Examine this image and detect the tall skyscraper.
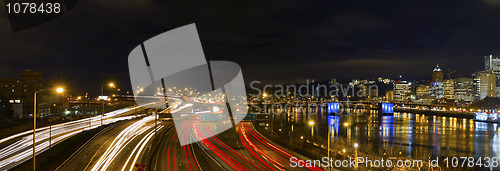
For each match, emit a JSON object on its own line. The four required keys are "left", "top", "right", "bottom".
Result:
{"left": 431, "top": 65, "right": 444, "bottom": 99}
{"left": 473, "top": 70, "right": 496, "bottom": 100}
{"left": 484, "top": 55, "right": 500, "bottom": 96}
{"left": 432, "top": 64, "right": 443, "bottom": 82}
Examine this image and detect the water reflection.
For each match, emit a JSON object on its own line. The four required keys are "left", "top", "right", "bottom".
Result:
{"left": 264, "top": 108, "right": 500, "bottom": 158}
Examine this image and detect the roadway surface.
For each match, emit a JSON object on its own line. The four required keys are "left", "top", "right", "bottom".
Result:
{"left": 31, "top": 97, "right": 321, "bottom": 171}
{"left": 0, "top": 104, "right": 152, "bottom": 170}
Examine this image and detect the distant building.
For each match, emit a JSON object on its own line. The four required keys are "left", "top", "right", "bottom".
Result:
{"left": 432, "top": 64, "right": 443, "bottom": 82}
{"left": 431, "top": 65, "right": 444, "bottom": 99}
{"left": 416, "top": 85, "right": 430, "bottom": 98}
{"left": 473, "top": 70, "right": 496, "bottom": 100}
{"left": 484, "top": 55, "right": 500, "bottom": 96}
{"left": 443, "top": 79, "right": 454, "bottom": 100}
{"left": 414, "top": 85, "right": 433, "bottom": 104}
{"left": 393, "top": 81, "right": 411, "bottom": 102}
{"left": 0, "top": 70, "right": 43, "bottom": 118}
{"left": 454, "top": 77, "right": 473, "bottom": 103}
{"left": 385, "top": 90, "right": 393, "bottom": 102}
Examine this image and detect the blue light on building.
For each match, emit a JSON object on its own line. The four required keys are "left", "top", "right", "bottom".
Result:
{"left": 327, "top": 102, "right": 341, "bottom": 114}
{"left": 380, "top": 103, "right": 394, "bottom": 114}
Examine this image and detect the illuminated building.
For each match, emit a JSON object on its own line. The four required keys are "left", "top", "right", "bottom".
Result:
{"left": 484, "top": 55, "right": 500, "bottom": 96}
{"left": 454, "top": 77, "right": 473, "bottom": 103}
{"left": 415, "top": 85, "right": 433, "bottom": 104}
{"left": 0, "top": 70, "right": 43, "bottom": 118}
{"left": 432, "top": 64, "right": 443, "bottom": 82}
{"left": 431, "top": 65, "right": 444, "bottom": 99}
{"left": 393, "top": 81, "right": 411, "bottom": 102}
{"left": 385, "top": 90, "right": 393, "bottom": 102}
{"left": 443, "top": 79, "right": 454, "bottom": 100}
{"left": 473, "top": 70, "right": 496, "bottom": 100}
{"left": 416, "top": 85, "right": 430, "bottom": 98}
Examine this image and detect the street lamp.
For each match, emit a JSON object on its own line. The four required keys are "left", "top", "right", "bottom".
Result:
{"left": 101, "top": 82, "right": 115, "bottom": 129}
{"left": 344, "top": 122, "right": 351, "bottom": 138}
{"left": 354, "top": 143, "right": 359, "bottom": 162}
{"left": 308, "top": 120, "right": 315, "bottom": 126}
{"left": 308, "top": 121, "right": 315, "bottom": 137}
{"left": 33, "top": 87, "right": 63, "bottom": 171}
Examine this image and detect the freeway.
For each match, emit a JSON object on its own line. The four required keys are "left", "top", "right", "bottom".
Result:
{"left": 0, "top": 103, "right": 153, "bottom": 170}
{"left": 54, "top": 96, "right": 320, "bottom": 171}
{"left": 148, "top": 119, "right": 321, "bottom": 171}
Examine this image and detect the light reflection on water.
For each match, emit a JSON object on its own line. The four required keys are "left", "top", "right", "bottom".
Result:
{"left": 266, "top": 107, "right": 500, "bottom": 158}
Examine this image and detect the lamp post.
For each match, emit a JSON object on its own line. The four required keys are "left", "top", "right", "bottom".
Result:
{"left": 354, "top": 143, "right": 359, "bottom": 162}
{"left": 101, "top": 83, "right": 114, "bottom": 129}
{"left": 344, "top": 122, "right": 350, "bottom": 138}
{"left": 33, "top": 87, "right": 63, "bottom": 171}
{"left": 308, "top": 120, "right": 315, "bottom": 137}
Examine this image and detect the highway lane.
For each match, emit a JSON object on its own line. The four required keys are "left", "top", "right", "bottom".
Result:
{"left": 149, "top": 96, "right": 321, "bottom": 170}
{"left": 55, "top": 117, "right": 145, "bottom": 171}
{"left": 148, "top": 116, "right": 321, "bottom": 171}
{"left": 150, "top": 119, "right": 230, "bottom": 171}
{"left": 54, "top": 96, "right": 321, "bottom": 171}
{"left": 89, "top": 115, "right": 162, "bottom": 171}
{"left": 191, "top": 121, "right": 320, "bottom": 171}
{"left": 238, "top": 122, "right": 322, "bottom": 171}
{"left": 0, "top": 103, "right": 154, "bottom": 170}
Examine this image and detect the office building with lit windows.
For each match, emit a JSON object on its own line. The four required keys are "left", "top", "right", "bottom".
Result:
{"left": 454, "top": 77, "right": 473, "bottom": 103}
{"left": 484, "top": 55, "right": 500, "bottom": 96}
{"left": 0, "top": 70, "right": 43, "bottom": 118}
{"left": 393, "top": 81, "right": 411, "bottom": 102}
{"left": 443, "top": 79, "right": 454, "bottom": 100}
{"left": 473, "top": 70, "right": 496, "bottom": 100}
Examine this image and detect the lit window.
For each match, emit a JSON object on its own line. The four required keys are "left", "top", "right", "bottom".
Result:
{"left": 15, "top": 100, "right": 20, "bottom": 103}
{"left": 9, "top": 100, "right": 14, "bottom": 103}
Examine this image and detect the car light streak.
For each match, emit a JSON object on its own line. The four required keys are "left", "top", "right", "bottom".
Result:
{"left": 0, "top": 103, "right": 154, "bottom": 170}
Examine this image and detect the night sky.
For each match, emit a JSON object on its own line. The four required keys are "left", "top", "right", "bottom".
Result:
{"left": 1, "top": 0, "right": 500, "bottom": 95}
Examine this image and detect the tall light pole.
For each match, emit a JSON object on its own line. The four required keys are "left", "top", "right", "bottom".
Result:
{"left": 101, "top": 82, "right": 114, "bottom": 130}
{"left": 33, "top": 87, "right": 63, "bottom": 171}
{"left": 308, "top": 120, "right": 315, "bottom": 137}
{"left": 354, "top": 143, "right": 359, "bottom": 162}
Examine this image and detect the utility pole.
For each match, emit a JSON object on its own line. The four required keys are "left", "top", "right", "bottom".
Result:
{"left": 101, "top": 86, "right": 104, "bottom": 130}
